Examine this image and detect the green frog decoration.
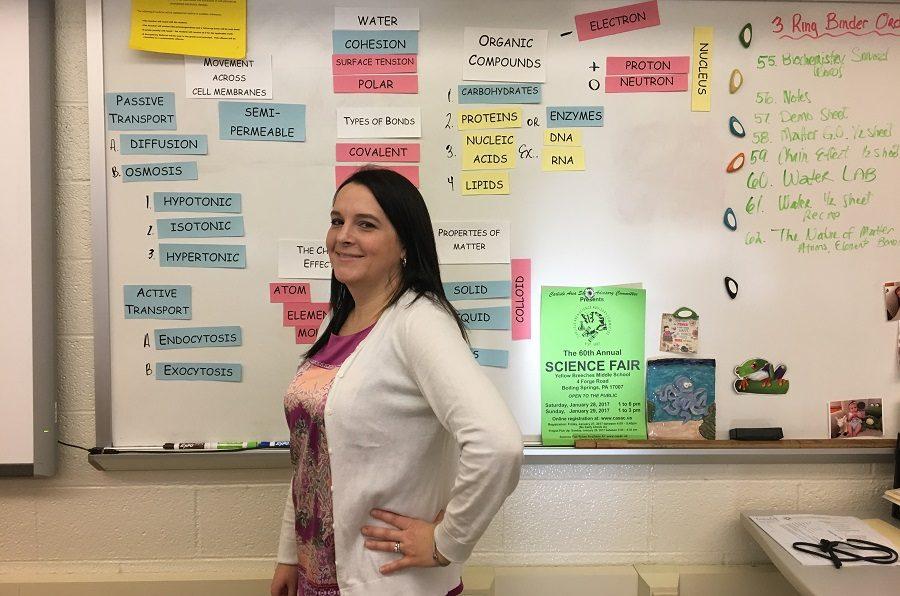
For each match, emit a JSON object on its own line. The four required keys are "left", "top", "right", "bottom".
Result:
{"left": 733, "top": 358, "right": 789, "bottom": 395}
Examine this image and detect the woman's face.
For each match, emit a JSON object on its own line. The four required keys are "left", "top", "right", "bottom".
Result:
{"left": 327, "top": 182, "right": 404, "bottom": 294}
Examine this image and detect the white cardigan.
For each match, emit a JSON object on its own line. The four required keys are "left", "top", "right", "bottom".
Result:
{"left": 276, "top": 291, "right": 523, "bottom": 595}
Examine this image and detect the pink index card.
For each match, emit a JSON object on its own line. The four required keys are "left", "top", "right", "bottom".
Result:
{"left": 606, "top": 56, "right": 689, "bottom": 75}
{"left": 335, "top": 165, "right": 419, "bottom": 188}
{"left": 605, "top": 73, "right": 688, "bottom": 92}
{"left": 332, "top": 54, "right": 418, "bottom": 75}
{"left": 333, "top": 74, "right": 418, "bottom": 94}
{"left": 511, "top": 258, "right": 531, "bottom": 340}
{"left": 575, "top": 1, "right": 661, "bottom": 41}
{"left": 269, "top": 282, "right": 311, "bottom": 303}
{"left": 295, "top": 325, "right": 320, "bottom": 344}
{"left": 335, "top": 143, "right": 420, "bottom": 163}
{"left": 283, "top": 303, "right": 330, "bottom": 327}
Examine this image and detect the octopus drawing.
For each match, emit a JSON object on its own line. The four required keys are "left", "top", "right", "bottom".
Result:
{"left": 653, "top": 375, "right": 709, "bottom": 423}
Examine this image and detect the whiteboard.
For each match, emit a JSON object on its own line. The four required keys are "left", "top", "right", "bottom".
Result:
{"left": 90, "top": 0, "right": 900, "bottom": 446}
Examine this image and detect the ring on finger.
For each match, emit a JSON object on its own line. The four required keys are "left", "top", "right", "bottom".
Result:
{"left": 394, "top": 541, "right": 402, "bottom": 554}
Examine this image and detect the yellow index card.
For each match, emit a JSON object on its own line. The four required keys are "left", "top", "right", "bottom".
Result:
{"left": 462, "top": 133, "right": 516, "bottom": 170}
{"left": 543, "top": 128, "right": 582, "bottom": 146}
{"left": 130, "top": 0, "right": 247, "bottom": 59}
{"left": 541, "top": 147, "right": 585, "bottom": 171}
{"left": 691, "top": 26, "right": 713, "bottom": 112}
{"left": 457, "top": 107, "right": 523, "bottom": 131}
{"left": 461, "top": 171, "right": 510, "bottom": 195}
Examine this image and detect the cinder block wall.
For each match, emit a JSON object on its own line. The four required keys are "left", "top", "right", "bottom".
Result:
{"left": 0, "top": 0, "right": 893, "bottom": 577}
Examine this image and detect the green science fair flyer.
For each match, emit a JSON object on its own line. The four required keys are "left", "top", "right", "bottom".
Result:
{"left": 541, "top": 286, "right": 647, "bottom": 445}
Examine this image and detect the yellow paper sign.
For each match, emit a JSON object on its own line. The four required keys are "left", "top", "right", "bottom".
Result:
{"left": 543, "top": 129, "right": 582, "bottom": 146}
{"left": 457, "top": 107, "right": 523, "bottom": 131}
{"left": 130, "top": 0, "right": 247, "bottom": 59}
{"left": 691, "top": 26, "right": 713, "bottom": 112}
{"left": 461, "top": 171, "right": 510, "bottom": 196}
{"left": 541, "top": 147, "right": 585, "bottom": 171}
{"left": 462, "top": 133, "right": 516, "bottom": 170}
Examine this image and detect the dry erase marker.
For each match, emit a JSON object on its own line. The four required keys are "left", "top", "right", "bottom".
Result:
{"left": 258, "top": 441, "right": 289, "bottom": 448}
{"left": 163, "top": 442, "right": 258, "bottom": 450}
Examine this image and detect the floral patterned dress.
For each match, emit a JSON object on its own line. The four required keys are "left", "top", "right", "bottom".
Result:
{"left": 283, "top": 325, "right": 463, "bottom": 596}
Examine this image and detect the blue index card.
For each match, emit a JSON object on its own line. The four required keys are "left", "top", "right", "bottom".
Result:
{"left": 105, "top": 92, "right": 176, "bottom": 130}
{"left": 458, "top": 306, "right": 511, "bottom": 330}
{"left": 218, "top": 102, "right": 306, "bottom": 141}
{"left": 332, "top": 30, "right": 419, "bottom": 55}
{"left": 120, "top": 134, "right": 208, "bottom": 155}
{"left": 158, "top": 244, "right": 247, "bottom": 269}
{"left": 123, "top": 285, "right": 191, "bottom": 319}
{"left": 458, "top": 84, "right": 542, "bottom": 105}
{"left": 443, "top": 281, "right": 512, "bottom": 300}
{"left": 471, "top": 348, "right": 509, "bottom": 368}
{"left": 121, "top": 161, "right": 198, "bottom": 182}
{"left": 153, "top": 192, "right": 242, "bottom": 213}
{"left": 546, "top": 106, "right": 605, "bottom": 128}
{"left": 157, "top": 216, "right": 245, "bottom": 238}
{"left": 154, "top": 326, "right": 242, "bottom": 350}
{"left": 156, "top": 362, "right": 242, "bottom": 382}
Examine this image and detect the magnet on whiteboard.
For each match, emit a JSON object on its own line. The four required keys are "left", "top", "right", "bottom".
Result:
{"left": 729, "top": 69, "right": 743, "bottom": 94}
{"left": 724, "top": 276, "right": 739, "bottom": 299}
{"left": 739, "top": 23, "right": 752, "bottom": 48}
{"left": 726, "top": 152, "right": 745, "bottom": 173}
{"left": 723, "top": 208, "right": 737, "bottom": 231}
{"left": 729, "top": 116, "right": 745, "bottom": 138}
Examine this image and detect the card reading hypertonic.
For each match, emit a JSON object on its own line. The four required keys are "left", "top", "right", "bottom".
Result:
{"left": 434, "top": 221, "right": 510, "bottom": 264}
{"left": 185, "top": 54, "right": 273, "bottom": 100}
{"left": 336, "top": 107, "right": 421, "bottom": 138}
{"left": 278, "top": 240, "right": 331, "bottom": 279}
{"left": 105, "top": 92, "right": 176, "bottom": 130}
{"left": 123, "top": 285, "right": 191, "bottom": 319}
{"left": 463, "top": 27, "right": 547, "bottom": 83}
{"left": 158, "top": 244, "right": 247, "bottom": 269}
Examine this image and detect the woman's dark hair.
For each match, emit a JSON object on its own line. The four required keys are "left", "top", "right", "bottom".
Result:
{"left": 306, "top": 167, "right": 467, "bottom": 357}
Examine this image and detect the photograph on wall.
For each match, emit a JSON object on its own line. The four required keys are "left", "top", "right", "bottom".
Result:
{"left": 828, "top": 398, "right": 883, "bottom": 439}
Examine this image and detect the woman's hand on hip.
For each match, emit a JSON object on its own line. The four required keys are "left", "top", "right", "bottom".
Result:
{"left": 361, "top": 508, "right": 446, "bottom": 574}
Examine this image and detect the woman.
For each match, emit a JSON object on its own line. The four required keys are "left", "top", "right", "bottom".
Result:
{"left": 271, "top": 168, "right": 523, "bottom": 596}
